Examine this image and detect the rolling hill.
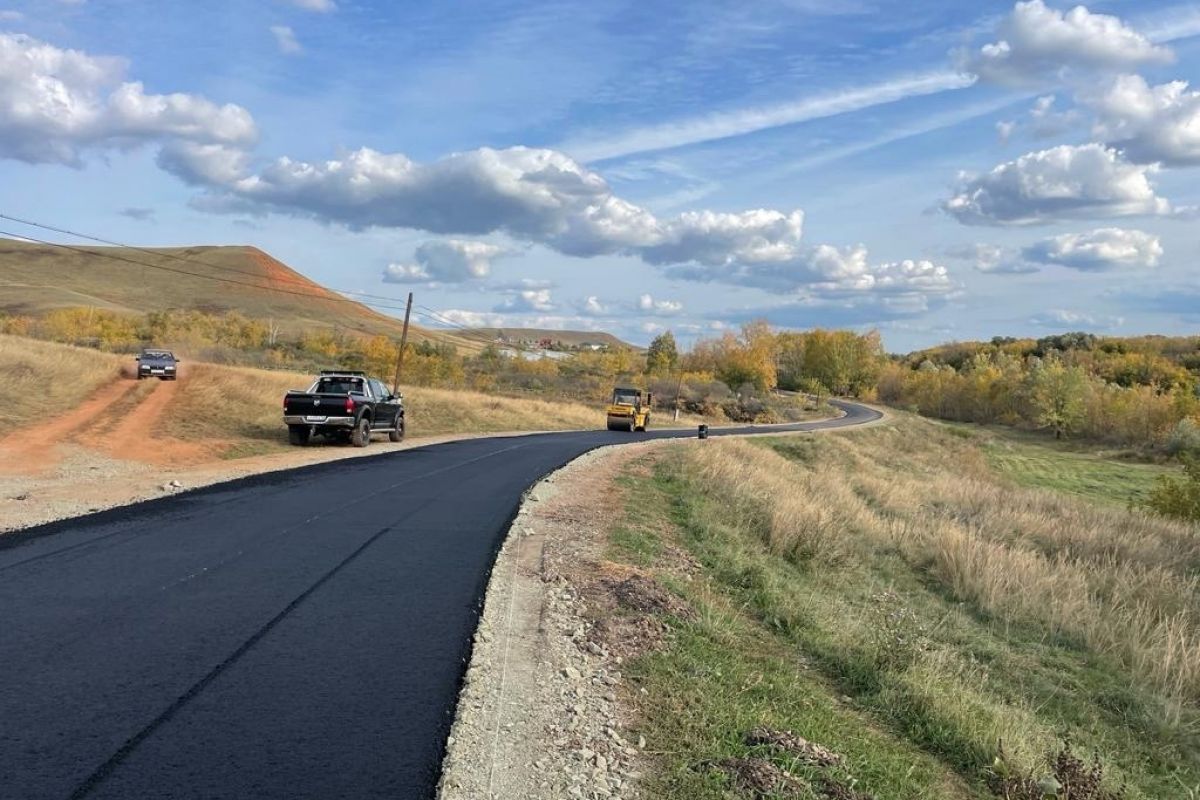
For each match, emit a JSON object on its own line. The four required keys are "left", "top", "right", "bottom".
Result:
{"left": 0, "top": 237, "right": 477, "bottom": 346}
{"left": 0, "top": 238, "right": 653, "bottom": 356}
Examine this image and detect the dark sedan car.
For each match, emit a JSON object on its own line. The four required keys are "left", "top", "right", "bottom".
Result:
{"left": 135, "top": 349, "right": 179, "bottom": 380}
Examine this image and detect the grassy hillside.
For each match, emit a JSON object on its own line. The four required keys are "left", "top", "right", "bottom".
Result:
{"left": 0, "top": 237, "right": 477, "bottom": 347}
{"left": 602, "top": 417, "right": 1200, "bottom": 799}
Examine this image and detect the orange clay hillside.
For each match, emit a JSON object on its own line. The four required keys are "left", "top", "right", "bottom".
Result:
{"left": 0, "top": 237, "right": 479, "bottom": 347}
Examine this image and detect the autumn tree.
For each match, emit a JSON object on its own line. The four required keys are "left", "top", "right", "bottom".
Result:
{"left": 645, "top": 331, "right": 678, "bottom": 375}
{"left": 1028, "top": 360, "right": 1088, "bottom": 439}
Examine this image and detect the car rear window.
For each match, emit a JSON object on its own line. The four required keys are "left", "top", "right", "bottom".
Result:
{"left": 314, "top": 377, "right": 363, "bottom": 394}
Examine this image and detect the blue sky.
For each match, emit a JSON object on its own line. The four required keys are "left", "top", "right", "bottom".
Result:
{"left": 2, "top": 0, "right": 1200, "bottom": 350}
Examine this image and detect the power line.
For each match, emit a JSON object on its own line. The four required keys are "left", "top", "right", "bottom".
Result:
{"left": 0, "top": 222, "right": 486, "bottom": 351}
{"left": 0, "top": 213, "right": 569, "bottom": 358}
{"left": 0, "top": 212, "right": 427, "bottom": 311}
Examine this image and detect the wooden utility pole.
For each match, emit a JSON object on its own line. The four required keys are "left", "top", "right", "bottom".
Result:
{"left": 672, "top": 369, "right": 684, "bottom": 422}
{"left": 392, "top": 292, "right": 413, "bottom": 396}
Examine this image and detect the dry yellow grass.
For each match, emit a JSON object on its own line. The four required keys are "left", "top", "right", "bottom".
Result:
{"left": 0, "top": 335, "right": 699, "bottom": 460}
{"left": 163, "top": 361, "right": 611, "bottom": 453}
{"left": 0, "top": 334, "right": 124, "bottom": 426}
{"left": 683, "top": 419, "right": 1200, "bottom": 709}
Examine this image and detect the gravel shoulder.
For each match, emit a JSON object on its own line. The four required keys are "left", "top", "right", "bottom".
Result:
{"left": 438, "top": 441, "right": 667, "bottom": 800}
{"left": 437, "top": 408, "right": 887, "bottom": 800}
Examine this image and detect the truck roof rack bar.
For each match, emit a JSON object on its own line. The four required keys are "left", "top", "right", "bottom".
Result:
{"left": 319, "top": 370, "right": 366, "bottom": 375}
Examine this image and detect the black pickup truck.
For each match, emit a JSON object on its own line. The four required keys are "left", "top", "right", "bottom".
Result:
{"left": 282, "top": 371, "right": 405, "bottom": 447}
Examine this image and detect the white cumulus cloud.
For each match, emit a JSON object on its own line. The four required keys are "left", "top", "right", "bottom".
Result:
{"left": 0, "top": 32, "right": 256, "bottom": 166}
{"left": 637, "top": 294, "right": 683, "bottom": 316}
{"left": 381, "top": 239, "right": 509, "bottom": 284}
{"left": 495, "top": 288, "right": 554, "bottom": 313}
{"left": 187, "top": 144, "right": 832, "bottom": 283}
{"left": 947, "top": 243, "right": 1038, "bottom": 274}
{"left": 641, "top": 209, "right": 805, "bottom": 267}
{"left": 943, "top": 143, "right": 1172, "bottom": 226}
{"left": 381, "top": 263, "right": 431, "bottom": 283}
{"left": 666, "top": 242, "right": 955, "bottom": 295}
{"left": 965, "top": 0, "right": 1172, "bottom": 85}
{"left": 1022, "top": 227, "right": 1162, "bottom": 271}
{"left": 1083, "top": 74, "right": 1200, "bottom": 166}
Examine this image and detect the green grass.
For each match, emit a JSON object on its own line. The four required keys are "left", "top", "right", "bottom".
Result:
{"left": 973, "top": 430, "right": 1173, "bottom": 507}
{"left": 609, "top": 466, "right": 974, "bottom": 800}
{"left": 603, "top": 438, "right": 1200, "bottom": 800}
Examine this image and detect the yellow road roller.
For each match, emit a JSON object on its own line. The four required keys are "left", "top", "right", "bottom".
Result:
{"left": 606, "top": 387, "right": 652, "bottom": 432}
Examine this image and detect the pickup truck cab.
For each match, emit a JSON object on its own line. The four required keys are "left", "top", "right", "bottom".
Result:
{"left": 136, "top": 349, "right": 179, "bottom": 380}
{"left": 282, "top": 371, "right": 405, "bottom": 447}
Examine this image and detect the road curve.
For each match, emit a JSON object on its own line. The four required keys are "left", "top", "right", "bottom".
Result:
{"left": 0, "top": 400, "right": 881, "bottom": 800}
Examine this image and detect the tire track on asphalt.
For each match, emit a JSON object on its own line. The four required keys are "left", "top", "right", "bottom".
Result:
{"left": 49, "top": 441, "right": 539, "bottom": 799}
{"left": 66, "top": 523, "right": 398, "bottom": 800}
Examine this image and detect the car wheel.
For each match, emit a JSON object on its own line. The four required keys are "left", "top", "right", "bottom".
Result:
{"left": 288, "top": 426, "right": 310, "bottom": 446}
{"left": 389, "top": 416, "right": 405, "bottom": 442}
{"left": 351, "top": 417, "right": 371, "bottom": 447}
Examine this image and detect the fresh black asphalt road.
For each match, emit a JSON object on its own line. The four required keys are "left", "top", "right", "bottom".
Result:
{"left": 0, "top": 400, "right": 880, "bottom": 800}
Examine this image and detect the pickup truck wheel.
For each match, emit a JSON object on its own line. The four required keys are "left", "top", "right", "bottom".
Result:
{"left": 389, "top": 417, "right": 405, "bottom": 443}
{"left": 287, "top": 426, "right": 310, "bottom": 446}
{"left": 350, "top": 417, "right": 371, "bottom": 448}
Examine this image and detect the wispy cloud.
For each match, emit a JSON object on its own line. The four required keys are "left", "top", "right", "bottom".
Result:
{"left": 781, "top": 94, "right": 1024, "bottom": 174}
{"left": 270, "top": 25, "right": 302, "bottom": 55}
{"left": 284, "top": 0, "right": 335, "bottom": 12}
{"left": 559, "top": 71, "right": 977, "bottom": 163}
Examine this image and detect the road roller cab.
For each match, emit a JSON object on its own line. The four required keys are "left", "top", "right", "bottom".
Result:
{"left": 606, "top": 387, "right": 652, "bottom": 432}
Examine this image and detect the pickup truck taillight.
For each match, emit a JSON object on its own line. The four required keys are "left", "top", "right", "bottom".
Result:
{"left": 283, "top": 397, "right": 289, "bottom": 411}
{"left": 345, "top": 397, "right": 356, "bottom": 413}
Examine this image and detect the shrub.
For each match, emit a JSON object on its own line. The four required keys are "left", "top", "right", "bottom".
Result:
{"left": 1166, "top": 418, "right": 1200, "bottom": 458}
{"left": 1144, "top": 456, "right": 1200, "bottom": 522}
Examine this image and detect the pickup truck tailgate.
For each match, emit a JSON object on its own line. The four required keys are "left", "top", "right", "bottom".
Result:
{"left": 284, "top": 393, "right": 352, "bottom": 417}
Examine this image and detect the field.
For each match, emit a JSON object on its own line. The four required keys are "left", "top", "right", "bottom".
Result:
{"left": 601, "top": 416, "right": 1200, "bottom": 799}
{"left": 0, "top": 334, "right": 652, "bottom": 463}
{"left": 933, "top": 423, "right": 1176, "bottom": 508}
{"left": 165, "top": 361, "right": 608, "bottom": 458}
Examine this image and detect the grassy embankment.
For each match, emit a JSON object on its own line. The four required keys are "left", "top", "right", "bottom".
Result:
{"left": 603, "top": 415, "right": 1200, "bottom": 799}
